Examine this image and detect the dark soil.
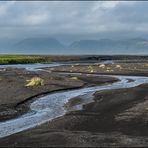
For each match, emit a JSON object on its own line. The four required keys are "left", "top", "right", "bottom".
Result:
{"left": 0, "top": 68, "right": 117, "bottom": 121}
{"left": 45, "top": 63, "right": 148, "bottom": 76}
{"left": 0, "top": 61, "right": 148, "bottom": 147}
{"left": 1, "top": 84, "right": 148, "bottom": 147}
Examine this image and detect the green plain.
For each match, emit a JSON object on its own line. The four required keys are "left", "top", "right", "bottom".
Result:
{"left": 0, "top": 55, "right": 50, "bottom": 65}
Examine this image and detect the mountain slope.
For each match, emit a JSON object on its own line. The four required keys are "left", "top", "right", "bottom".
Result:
{"left": 69, "top": 38, "right": 148, "bottom": 54}
{"left": 13, "top": 37, "right": 66, "bottom": 54}
{"left": 10, "top": 37, "right": 148, "bottom": 54}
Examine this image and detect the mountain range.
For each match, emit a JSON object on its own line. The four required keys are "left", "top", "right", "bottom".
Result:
{"left": 1, "top": 37, "right": 148, "bottom": 55}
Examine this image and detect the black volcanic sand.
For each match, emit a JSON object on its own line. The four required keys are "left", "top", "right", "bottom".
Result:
{"left": 1, "top": 84, "right": 148, "bottom": 147}
{"left": 45, "top": 63, "right": 148, "bottom": 76}
{"left": 0, "top": 63, "right": 148, "bottom": 147}
{"left": 0, "top": 68, "right": 117, "bottom": 121}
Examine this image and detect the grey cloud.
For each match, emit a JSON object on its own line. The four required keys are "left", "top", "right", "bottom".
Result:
{"left": 0, "top": 1, "right": 148, "bottom": 42}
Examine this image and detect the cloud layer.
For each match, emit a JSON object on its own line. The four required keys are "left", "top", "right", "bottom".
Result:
{"left": 0, "top": 1, "right": 148, "bottom": 41}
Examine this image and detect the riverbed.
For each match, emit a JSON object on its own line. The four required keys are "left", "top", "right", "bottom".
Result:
{"left": 0, "top": 62, "right": 148, "bottom": 147}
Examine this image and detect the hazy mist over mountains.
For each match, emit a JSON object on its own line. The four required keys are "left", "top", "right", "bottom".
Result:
{"left": 1, "top": 1, "right": 148, "bottom": 55}
{"left": 0, "top": 37, "right": 148, "bottom": 55}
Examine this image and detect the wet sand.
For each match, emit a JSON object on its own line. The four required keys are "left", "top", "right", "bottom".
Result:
{"left": 0, "top": 67, "right": 117, "bottom": 121}
{"left": 45, "top": 63, "right": 148, "bottom": 76}
{"left": 0, "top": 84, "right": 148, "bottom": 147}
{"left": 0, "top": 61, "right": 148, "bottom": 147}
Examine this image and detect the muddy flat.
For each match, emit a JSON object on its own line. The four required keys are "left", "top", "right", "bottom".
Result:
{"left": 0, "top": 66, "right": 118, "bottom": 121}
{"left": 45, "top": 62, "right": 148, "bottom": 76}
{"left": 0, "top": 61, "right": 148, "bottom": 147}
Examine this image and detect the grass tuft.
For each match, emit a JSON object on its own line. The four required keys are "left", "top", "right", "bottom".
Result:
{"left": 116, "top": 64, "right": 122, "bottom": 68}
{"left": 26, "top": 77, "right": 44, "bottom": 87}
{"left": 71, "top": 77, "right": 79, "bottom": 80}
{"left": 99, "top": 64, "right": 105, "bottom": 68}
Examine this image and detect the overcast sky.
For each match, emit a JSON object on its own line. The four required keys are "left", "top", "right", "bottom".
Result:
{"left": 0, "top": 1, "right": 148, "bottom": 43}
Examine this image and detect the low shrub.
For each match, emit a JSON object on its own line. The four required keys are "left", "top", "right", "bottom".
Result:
{"left": 26, "top": 77, "right": 44, "bottom": 87}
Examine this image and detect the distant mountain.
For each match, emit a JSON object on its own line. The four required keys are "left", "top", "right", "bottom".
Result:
{"left": 69, "top": 38, "right": 148, "bottom": 54}
{"left": 70, "top": 39, "right": 114, "bottom": 54}
{"left": 7, "top": 37, "right": 148, "bottom": 55}
{"left": 13, "top": 37, "right": 66, "bottom": 54}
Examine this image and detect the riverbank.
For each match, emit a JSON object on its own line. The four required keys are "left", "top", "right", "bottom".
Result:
{"left": 0, "top": 61, "right": 148, "bottom": 147}
{"left": 1, "top": 84, "right": 148, "bottom": 147}
{"left": 0, "top": 67, "right": 117, "bottom": 121}
{"left": 45, "top": 62, "right": 148, "bottom": 76}
{"left": 0, "top": 55, "right": 148, "bottom": 64}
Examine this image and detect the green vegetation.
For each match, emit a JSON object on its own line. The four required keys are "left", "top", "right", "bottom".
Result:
{"left": 0, "top": 55, "right": 50, "bottom": 65}
{"left": 25, "top": 77, "right": 44, "bottom": 87}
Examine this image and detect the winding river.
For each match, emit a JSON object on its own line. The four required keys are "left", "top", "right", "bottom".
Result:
{"left": 0, "top": 62, "right": 148, "bottom": 138}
